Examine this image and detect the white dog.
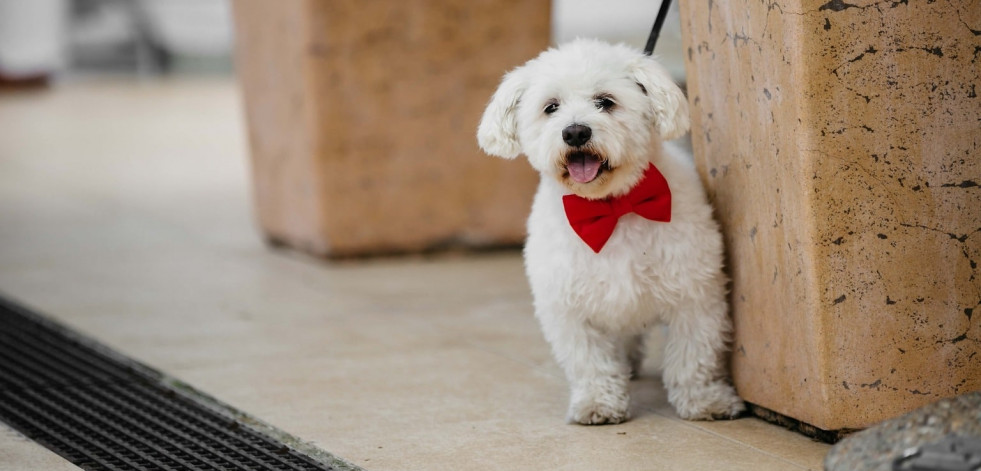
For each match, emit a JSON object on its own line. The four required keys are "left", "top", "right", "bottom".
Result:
{"left": 477, "top": 39, "right": 744, "bottom": 424}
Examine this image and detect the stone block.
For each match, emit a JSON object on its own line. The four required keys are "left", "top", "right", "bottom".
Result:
{"left": 232, "top": 0, "right": 547, "bottom": 256}
{"left": 680, "top": 0, "right": 980, "bottom": 431}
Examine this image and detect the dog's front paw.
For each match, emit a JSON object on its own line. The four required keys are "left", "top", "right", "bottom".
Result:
{"left": 567, "top": 381, "right": 630, "bottom": 425}
{"left": 670, "top": 381, "right": 745, "bottom": 421}
{"left": 568, "top": 399, "right": 629, "bottom": 425}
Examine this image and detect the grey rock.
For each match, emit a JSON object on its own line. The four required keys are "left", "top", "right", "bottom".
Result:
{"left": 825, "top": 392, "right": 981, "bottom": 471}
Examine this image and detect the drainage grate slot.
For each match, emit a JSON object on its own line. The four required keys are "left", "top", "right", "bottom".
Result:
{"left": 0, "top": 296, "right": 337, "bottom": 471}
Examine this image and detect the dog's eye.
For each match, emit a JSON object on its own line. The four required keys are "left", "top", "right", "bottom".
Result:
{"left": 544, "top": 102, "right": 559, "bottom": 115}
{"left": 595, "top": 97, "right": 616, "bottom": 111}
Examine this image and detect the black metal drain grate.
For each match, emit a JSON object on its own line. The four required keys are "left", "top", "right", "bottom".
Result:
{"left": 0, "top": 296, "right": 339, "bottom": 471}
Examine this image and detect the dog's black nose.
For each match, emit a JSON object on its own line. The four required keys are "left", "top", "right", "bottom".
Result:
{"left": 562, "top": 124, "right": 592, "bottom": 147}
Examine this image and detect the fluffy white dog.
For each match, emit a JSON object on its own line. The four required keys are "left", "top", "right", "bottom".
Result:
{"left": 477, "top": 39, "right": 744, "bottom": 424}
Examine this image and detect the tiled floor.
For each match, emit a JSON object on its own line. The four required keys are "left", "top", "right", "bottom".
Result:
{"left": 0, "top": 78, "right": 830, "bottom": 470}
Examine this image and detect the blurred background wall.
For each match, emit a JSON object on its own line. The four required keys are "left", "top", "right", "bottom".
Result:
{"left": 0, "top": 0, "right": 684, "bottom": 82}
{"left": 0, "top": 0, "right": 234, "bottom": 79}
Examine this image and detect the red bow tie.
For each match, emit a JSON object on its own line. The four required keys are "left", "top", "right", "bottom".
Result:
{"left": 562, "top": 163, "right": 672, "bottom": 253}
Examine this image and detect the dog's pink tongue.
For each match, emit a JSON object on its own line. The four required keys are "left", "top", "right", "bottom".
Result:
{"left": 568, "top": 154, "right": 601, "bottom": 183}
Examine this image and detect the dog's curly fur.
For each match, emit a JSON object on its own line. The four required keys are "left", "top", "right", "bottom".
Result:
{"left": 477, "top": 39, "right": 744, "bottom": 424}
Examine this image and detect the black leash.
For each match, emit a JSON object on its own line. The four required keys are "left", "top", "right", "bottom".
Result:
{"left": 643, "top": 0, "right": 673, "bottom": 56}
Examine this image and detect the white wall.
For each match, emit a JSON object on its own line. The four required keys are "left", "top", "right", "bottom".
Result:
{"left": 552, "top": 0, "right": 686, "bottom": 81}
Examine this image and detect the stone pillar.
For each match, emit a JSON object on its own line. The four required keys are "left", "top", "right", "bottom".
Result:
{"left": 680, "top": 0, "right": 981, "bottom": 431}
{"left": 232, "top": 0, "right": 547, "bottom": 257}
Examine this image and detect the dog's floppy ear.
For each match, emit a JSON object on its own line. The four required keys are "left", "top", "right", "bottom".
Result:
{"left": 632, "top": 57, "right": 690, "bottom": 140}
{"left": 477, "top": 66, "right": 528, "bottom": 159}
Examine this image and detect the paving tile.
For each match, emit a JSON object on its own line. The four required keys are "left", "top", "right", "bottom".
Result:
{"left": 0, "top": 424, "right": 80, "bottom": 471}
{"left": 173, "top": 347, "right": 814, "bottom": 471}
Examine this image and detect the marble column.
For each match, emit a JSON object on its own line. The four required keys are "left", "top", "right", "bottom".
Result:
{"left": 232, "top": 0, "right": 547, "bottom": 256}
{"left": 680, "top": 0, "right": 981, "bottom": 431}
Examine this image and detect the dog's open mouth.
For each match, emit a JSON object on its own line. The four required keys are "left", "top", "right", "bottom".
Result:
{"left": 565, "top": 151, "right": 611, "bottom": 184}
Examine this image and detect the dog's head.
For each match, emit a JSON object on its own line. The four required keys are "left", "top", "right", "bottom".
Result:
{"left": 477, "top": 39, "right": 688, "bottom": 200}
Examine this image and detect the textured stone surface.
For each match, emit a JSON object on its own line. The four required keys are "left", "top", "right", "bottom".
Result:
{"left": 232, "top": 0, "right": 546, "bottom": 256}
{"left": 680, "top": 0, "right": 981, "bottom": 430}
{"left": 825, "top": 392, "right": 981, "bottom": 471}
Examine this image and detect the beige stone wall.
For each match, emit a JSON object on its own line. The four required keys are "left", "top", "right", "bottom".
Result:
{"left": 233, "top": 0, "right": 547, "bottom": 256}
{"left": 680, "top": 0, "right": 980, "bottom": 430}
